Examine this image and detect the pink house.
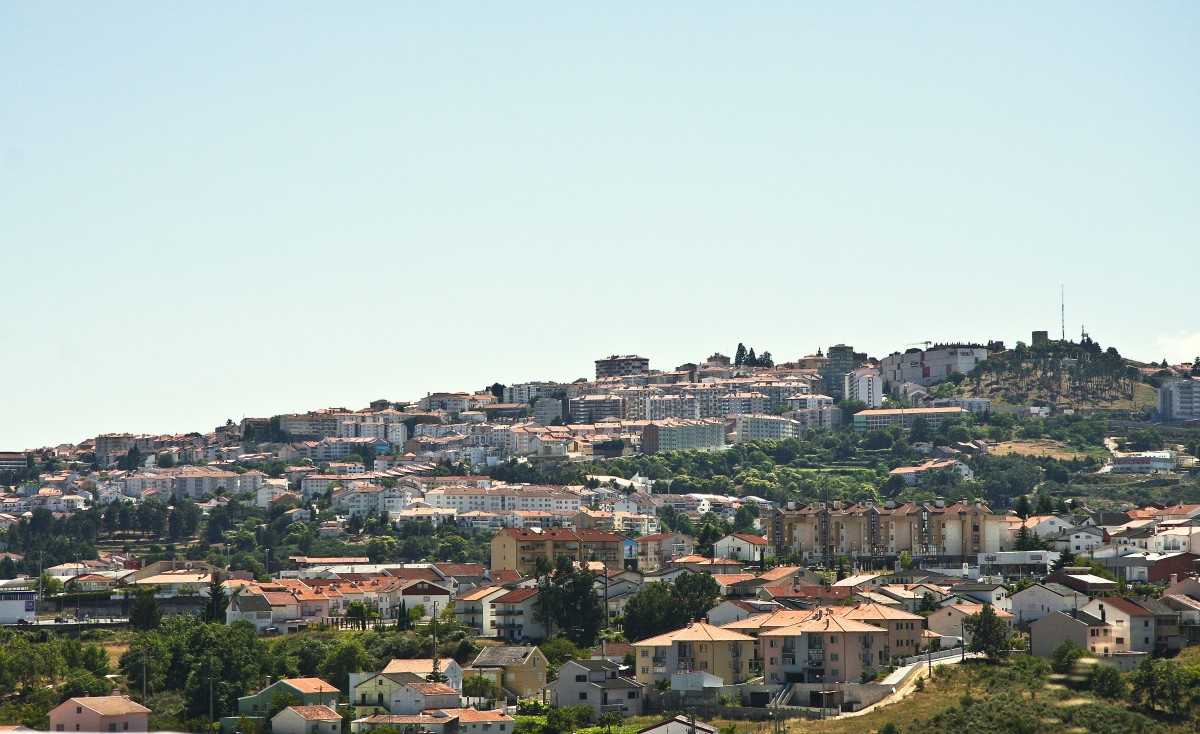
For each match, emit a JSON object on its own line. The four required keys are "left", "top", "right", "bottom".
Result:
{"left": 50, "top": 694, "right": 150, "bottom": 733}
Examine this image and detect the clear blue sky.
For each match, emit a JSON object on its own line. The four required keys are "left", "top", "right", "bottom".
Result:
{"left": 2, "top": 3, "right": 1198, "bottom": 449}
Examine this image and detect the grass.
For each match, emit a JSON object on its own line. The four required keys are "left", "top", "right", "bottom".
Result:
{"left": 781, "top": 665, "right": 971, "bottom": 734}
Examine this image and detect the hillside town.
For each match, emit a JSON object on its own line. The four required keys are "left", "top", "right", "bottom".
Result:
{"left": 1, "top": 340, "right": 1200, "bottom": 733}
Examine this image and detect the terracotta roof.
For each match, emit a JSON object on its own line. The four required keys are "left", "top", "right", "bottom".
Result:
{"left": 284, "top": 705, "right": 339, "bottom": 721}
{"left": 728, "top": 534, "right": 768, "bottom": 545}
{"left": 383, "top": 659, "right": 440, "bottom": 675}
{"left": 281, "top": 677, "right": 338, "bottom": 694}
{"left": 404, "top": 682, "right": 458, "bottom": 695}
{"left": 434, "top": 708, "right": 514, "bottom": 723}
{"left": 70, "top": 696, "right": 151, "bottom": 716}
{"left": 635, "top": 622, "right": 754, "bottom": 647}
{"left": 494, "top": 588, "right": 538, "bottom": 604}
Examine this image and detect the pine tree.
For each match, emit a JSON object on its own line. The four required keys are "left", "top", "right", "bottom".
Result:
{"left": 735, "top": 343, "right": 747, "bottom": 367}
{"left": 746, "top": 348, "right": 757, "bottom": 367}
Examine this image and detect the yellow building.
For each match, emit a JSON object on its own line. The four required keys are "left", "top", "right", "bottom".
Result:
{"left": 632, "top": 622, "right": 754, "bottom": 685}
{"left": 490, "top": 527, "right": 625, "bottom": 574}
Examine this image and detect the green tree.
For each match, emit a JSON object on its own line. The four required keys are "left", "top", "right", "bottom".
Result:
{"left": 908, "top": 416, "right": 933, "bottom": 443}
{"left": 597, "top": 711, "right": 622, "bottom": 734}
{"left": 1089, "top": 664, "right": 1126, "bottom": 700}
{"left": 963, "top": 604, "right": 1011, "bottom": 661}
{"left": 319, "top": 639, "right": 372, "bottom": 693}
{"left": 1049, "top": 640, "right": 1086, "bottom": 674}
{"left": 130, "top": 587, "right": 163, "bottom": 631}
{"left": 204, "top": 574, "right": 228, "bottom": 624}
{"left": 673, "top": 572, "right": 721, "bottom": 623}
{"left": 1013, "top": 495, "right": 1032, "bottom": 520}
{"left": 1011, "top": 655, "right": 1051, "bottom": 699}
{"left": 266, "top": 691, "right": 302, "bottom": 720}
{"left": 463, "top": 673, "right": 498, "bottom": 703}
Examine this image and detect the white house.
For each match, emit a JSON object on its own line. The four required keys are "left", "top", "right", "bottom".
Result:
{"left": 713, "top": 534, "right": 767, "bottom": 563}
{"left": 1009, "top": 582, "right": 1088, "bottom": 625}
{"left": 272, "top": 706, "right": 341, "bottom": 734}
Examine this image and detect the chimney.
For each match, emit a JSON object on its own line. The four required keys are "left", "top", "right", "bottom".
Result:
{"left": 1099, "top": 603, "right": 1106, "bottom": 623}
{"left": 935, "top": 497, "right": 945, "bottom": 508}
{"left": 885, "top": 500, "right": 895, "bottom": 510}
{"left": 1170, "top": 574, "right": 1178, "bottom": 586}
{"left": 112, "top": 689, "right": 121, "bottom": 697}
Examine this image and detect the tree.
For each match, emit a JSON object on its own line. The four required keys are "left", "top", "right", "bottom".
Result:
{"left": 266, "top": 691, "right": 302, "bottom": 720}
{"left": 319, "top": 639, "right": 371, "bottom": 693}
{"left": 1013, "top": 495, "right": 1032, "bottom": 520}
{"left": 735, "top": 343, "right": 747, "bottom": 367}
{"left": 963, "top": 604, "right": 1010, "bottom": 661}
{"left": 621, "top": 583, "right": 679, "bottom": 642}
{"left": 463, "top": 673, "right": 497, "bottom": 703}
{"left": 597, "top": 712, "right": 622, "bottom": 734}
{"left": 898, "top": 551, "right": 914, "bottom": 570}
{"left": 909, "top": 417, "right": 933, "bottom": 443}
{"left": 1089, "top": 664, "right": 1126, "bottom": 700}
{"left": 204, "top": 574, "right": 228, "bottom": 624}
{"left": 130, "top": 587, "right": 162, "bottom": 631}
{"left": 673, "top": 572, "right": 721, "bottom": 623}
{"left": 1011, "top": 655, "right": 1051, "bottom": 699}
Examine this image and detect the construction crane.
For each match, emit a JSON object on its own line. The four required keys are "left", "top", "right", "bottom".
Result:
{"left": 906, "top": 341, "right": 932, "bottom": 349}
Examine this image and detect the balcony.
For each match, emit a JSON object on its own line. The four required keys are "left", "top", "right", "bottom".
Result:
{"left": 782, "top": 655, "right": 796, "bottom": 666}
{"left": 495, "top": 609, "right": 524, "bottom": 616}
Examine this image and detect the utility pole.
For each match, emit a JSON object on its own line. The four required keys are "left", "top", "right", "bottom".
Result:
{"left": 208, "top": 676, "right": 215, "bottom": 728}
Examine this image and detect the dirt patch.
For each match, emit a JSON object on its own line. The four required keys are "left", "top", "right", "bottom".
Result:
{"left": 993, "top": 439, "right": 1100, "bottom": 461}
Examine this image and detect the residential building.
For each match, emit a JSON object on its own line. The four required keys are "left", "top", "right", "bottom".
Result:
{"left": 468, "top": 645, "right": 550, "bottom": 701}
{"left": 1029, "top": 610, "right": 1117, "bottom": 658}
{"left": 1111, "top": 452, "right": 1178, "bottom": 474}
{"left": 632, "top": 622, "right": 753, "bottom": 686}
{"left": 50, "top": 694, "right": 150, "bottom": 733}
{"left": 887, "top": 459, "right": 973, "bottom": 487}
{"left": 237, "top": 679, "right": 340, "bottom": 717}
{"left": 820, "top": 344, "right": 865, "bottom": 400}
{"left": 1159, "top": 377, "right": 1200, "bottom": 421}
{"left": 455, "top": 586, "right": 509, "bottom": 637}
{"left": 490, "top": 528, "right": 625, "bottom": 574}
{"left": 844, "top": 368, "right": 883, "bottom": 409}
{"left": 926, "top": 604, "right": 1013, "bottom": 643}
{"left": 636, "top": 532, "right": 696, "bottom": 571}
{"left": 760, "top": 613, "right": 889, "bottom": 684}
{"left": 636, "top": 716, "right": 717, "bottom": 734}
{"left": 596, "top": 355, "right": 650, "bottom": 380}
{"left": 713, "top": 534, "right": 767, "bottom": 564}
{"left": 642, "top": 419, "right": 725, "bottom": 454}
{"left": 272, "top": 706, "right": 341, "bottom": 734}
{"left": 734, "top": 415, "right": 804, "bottom": 442}
{"left": 490, "top": 588, "right": 547, "bottom": 641}
{"left": 569, "top": 395, "right": 626, "bottom": 423}
{"left": 544, "top": 659, "right": 643, "bottom": 716}
{"left": 390, "top": 682, "right": 461, "bottom": 715}
{"left": 1010, "top": 583, "right": 1088, "bottom": 626}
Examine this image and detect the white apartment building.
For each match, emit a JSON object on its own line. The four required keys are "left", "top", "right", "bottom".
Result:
{"left": 932, "top": 397, "right": 993, "bottom": 413}
{"left": 1159, "top": 378, "right": 1200, "bottom": 421}
{"left": 844, "top": 368, "right": 884, "bottom": 408}
{"left": 734, "top": 415, "right": 804, "bottom": 442}
{"left": 641, "top": 419, "right": 725, "bottom": 454}
{"left": 645, "top": 396, "right": 701, "bottom": 420}
{"left": 423, "top": 486, "right": 584, "bottom": 513}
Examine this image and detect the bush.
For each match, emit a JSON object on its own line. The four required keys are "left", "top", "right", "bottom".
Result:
{"left": 1050, "top": 639, "right": 1085, "bottom": 674}
{"left": 1088, "top": 665, "right": 1126, "bottom": 700}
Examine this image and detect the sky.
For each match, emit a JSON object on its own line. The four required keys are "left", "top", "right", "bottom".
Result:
{"left": 2, "top": 3, "right": 1199, "bottom": 449}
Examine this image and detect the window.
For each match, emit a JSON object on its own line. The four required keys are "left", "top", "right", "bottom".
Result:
{"left": 700, "top": 661, "right": 708, "bottom": 670}
{"left": 628, "top": 692, "right": 637, "bottom": 699}
{"left": 699, "top": 644, "right": 708, "bottom": 652}
{"left": 830, "top": 636, "right": 837, "bottom": 644}
{"left": 641, "top": 650, "right": 648, "bottom": 658}
{"left": 576, "top": 675, "right": 587, "bottom": 682}
{"left": 831, "top": 653, "right": 839, "bottom": 661}
{"left": 579, "top": 692, "right": 588, "bottom": 700}
{"left": 108, "top": 727, "right": 116, "bottom": 734}
{"left": 641, "top": 666, "right": 648, "bottom": 674}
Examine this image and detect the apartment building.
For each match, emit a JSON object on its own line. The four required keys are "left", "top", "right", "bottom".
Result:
{"left": 632, "top": 622, "right": 754, "bottom": 685}
{"left": 569, "top": 395, "right": 625, "bottom": 423}
{"left": 490, "top": 527, "right": 626, "bottom": 574}
{"left": 760, "top": 614, "right": 889, "bottom": 684}
{"left": 641, "top": 419, "right": 725, "bottom": 455}
{"left": 844, "top": 368, "right": 883, "bottom": 409}
{"left": 820, "top": 345, "right": 865, "bottom": 400}
{"left": 596, "top": 355, "right": 650, "bottom": 380}
{"left": 645, "top": 395, "right": 701, "bottom": 421}
{"left": 424, "top": 486, "right": 584, "bottom": 513}
{"left": 734, "top": 415, "right": 804, "bottom": 443}
{"left": 767, "top": 499, "right": 1005, "bottom": 562}
{"left": 1159, "top": 377, "right": 1200, "bottom": 421}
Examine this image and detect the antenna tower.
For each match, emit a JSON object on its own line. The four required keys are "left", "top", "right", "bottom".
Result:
{"left": 1060, "top": 285, "right": 1065, "bottom": 341}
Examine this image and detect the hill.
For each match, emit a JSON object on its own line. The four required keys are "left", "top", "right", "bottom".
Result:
{"left": 960, "top": 337, "right": 1155, "bottom": 412}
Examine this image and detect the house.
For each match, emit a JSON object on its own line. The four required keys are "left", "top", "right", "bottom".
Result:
{"left": 1009, "top": 583, "right": 1088, "bottom": 626}
{"left": 632, "top": 622, "right": 754, "bottom": 686}
{"left": 636, "top": 715, "right": 718, "bottom": 734}
{"left": 950, "top": 582, "right": 1010, "bottom": 612}
{"left": 50, "top": 694, "right": 150, "bottom": 733}
{"left": 437, "top": 709, "right": 516, "bottom": 734}
{"left": 350, "top": 672, "right": 425, "bottom": 716}
{"left": 272, "top": 706, "right": 341, "bottom": 734}
{"left": 1079, "top": 598, "right": 1158, "bottom": 653}
{"left": 706, "top": 599, "right": 778, "bottom": 627}
{"left": 713, "top": 534, "right": 767, "bottom": 564}
{"left": 1049, "top": 526, "right": 1106, "bottom": 556}
{"left": 490, "top": 588, "right": 547, "bottom": 641}
{"left": 635, "top": 532, "right": 696, "bottom": 571}
{"left": 1029, "top": 610, "right": 1117, "bottom": 658}
{"left": 351, "top": 714, "right": 454, "bottom": 734}
{"left": 380, "top": 659, "right": 463, "bottom": 691}
{"left": 468, "top": 645, "right": 549, "bottom": 701}
{"left": 925, "top": 604, "right": 1013, "bottom": 643}
{"left": 237, "top": 679, "right": 340, "bottom": 717}
{"left": 455, "top": 586, "right": 509, "bottom": 637}
{"left": 544, "top": 659, "right": 643, "bottom": 716}
{"left": 390, "top": 682, "right": 460, "bottom": 715}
